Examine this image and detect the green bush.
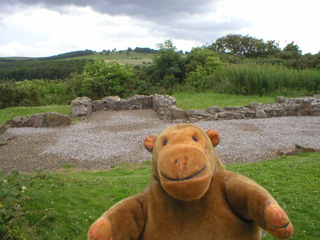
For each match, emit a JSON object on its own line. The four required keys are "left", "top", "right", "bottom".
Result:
{"left": 186, "top": 56, "right": 224, "bottom": 91}
{"left": 0, "top": 83, "right": 30, "bottom": 108}
{"left": 71, "top": 60, "right": 135, "bottom": 99}
{"left": 16, "top": 79, "right": 75, "bottom": 106}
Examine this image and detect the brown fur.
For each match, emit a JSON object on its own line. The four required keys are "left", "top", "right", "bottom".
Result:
{"left": 88, "top": 123, "right": 293, "bottom": 240}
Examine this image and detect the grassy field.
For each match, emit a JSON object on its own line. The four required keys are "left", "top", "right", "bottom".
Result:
{"left": 173, "top": 92, "right": 276, "bottom": 110}
{"left": 4, "top": 153, "right": 313, "bottom": 239}
{"left": 69, "top": 51, "right": 154, "bottom": 65}
{"left": 0, "top": 105, "right": 72, "bottom": 124}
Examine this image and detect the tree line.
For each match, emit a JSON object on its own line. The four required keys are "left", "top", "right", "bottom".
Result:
{"left": 0, "top": 60, "right": 90, "bottom": 82}
{"left": 210, "top": 34, "right": 320, "bottom": 69}
{"left": 0, "top": 34, "right": 319, "bottom": 109}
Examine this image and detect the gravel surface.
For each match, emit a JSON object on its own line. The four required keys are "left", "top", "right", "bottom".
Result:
{"left": 0, "top": 109, "right": 319, "bottom": 173}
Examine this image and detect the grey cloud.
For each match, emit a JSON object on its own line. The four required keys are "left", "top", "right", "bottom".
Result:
{"left": 0, "top": 0, "right": 251, "bottom": 49}
{"left": 149, "top": 16, "right": 252, "bottom": 43}
{"left": 1, "top": 0, "right": 219, "bottom": 22}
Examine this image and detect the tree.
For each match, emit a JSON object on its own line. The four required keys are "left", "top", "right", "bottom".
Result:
{"left": 265, "top": 40, "right": 281, "bottom": 57}
{"left": 186, "top": 55, "right": 224, "bottom": 91}
{"left": 185, "top": 47, "right": 219, "bottom": 73}
{"left": 212, "top": 34, "right": 268, "bottom": 58}
{"left": 280, "top": 42, "right": 302, "bottom": 60}
{"left": 152, "top": 39, "right": 185, "bottom": 88}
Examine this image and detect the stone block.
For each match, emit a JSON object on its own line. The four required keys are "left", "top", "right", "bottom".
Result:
{"left": 44, "top": 112, "right": 71, "bottom": 127}
{"left": 223, "top": 106, "right": 240, "bottom": 111}
{"left": 206, "top": 106, "right": 221, "bottom": 114}
{"left": 169, "top": 106, "right": 186, "bottom": 120}
{"left": 255, "top": 110, "right": 267, "bottom": 118}
{"left": 275, "top": 96, "right": 286, "bottom": 103}
{"left": 71, "top": 97, "right": 92, "bottom": 119}
{"left": 246, "top": 102, "right": 262, "bottom": 109}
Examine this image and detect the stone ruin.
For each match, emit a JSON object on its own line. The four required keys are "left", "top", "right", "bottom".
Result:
{"left": 4, "top": 112, "right": 71, "bottom": 128}
{"left": 71, "top": 94, "right": 320, "bottom": 122}
{"left": 1, "top": 94, "right": 318, "bottom": 134}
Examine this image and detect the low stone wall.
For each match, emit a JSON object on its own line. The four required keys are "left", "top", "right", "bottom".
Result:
{"left": 5, "top": 112, "right": 71, "bottom": 128}
{"left": 71, "top": 94, "right": 320, "bottom": 122}
{"left": 92, "top": 95, "right": 153, "bottom": 111}
{"left": 170, "top": 95, "right": 320, "bottom": 122}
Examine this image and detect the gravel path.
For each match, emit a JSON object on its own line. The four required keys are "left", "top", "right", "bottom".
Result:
{"left": 0, "top": 109, "right": 319, "bottom": 173}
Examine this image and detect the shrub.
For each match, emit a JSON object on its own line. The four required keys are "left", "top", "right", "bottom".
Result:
{"left": 186, "top": 56, "right": 224, "bottom": 91}
{"left": 72, "top": 60, "right": 135, "bottom": 99}
{"left": 16, "top": 79, "right": 75, "bottom": 106}
{"left": 0, "top": 83, "right": 31, "bottom": 109}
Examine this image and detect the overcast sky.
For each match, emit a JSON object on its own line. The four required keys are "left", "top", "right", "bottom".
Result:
{"left": 0, "top": 0, "right": 319, "bottom": 57}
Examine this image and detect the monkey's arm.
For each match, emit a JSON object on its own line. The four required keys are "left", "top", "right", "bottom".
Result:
{"left": 88, "top": 191, "right": 147, "bottom": 240}
{"left": 224, "top": 172, "right": 293, "bottom": 239}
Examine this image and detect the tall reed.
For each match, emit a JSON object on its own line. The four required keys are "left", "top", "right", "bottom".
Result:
{"left": 206, "top": 63, "right": 320, "bottom": 96}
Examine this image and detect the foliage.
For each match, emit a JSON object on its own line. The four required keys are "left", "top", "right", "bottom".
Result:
{"left": 0, "top": 79, "right": 75, "bottom": 109}
{"left": 185, "top": 47, "right": 219, "bottom": 73}
{"left": 186, "top": 55, "right": 224, "bottom": 91}
{"left": 280, "top": 42, "right": 302, "bottom": 60}
{"left": 134, "top": 47, "right": 158, "bottom": 54}
{"left": 17, "top": 80, "right": 75, "bottom": 106}
{"left": 152, "top": 39, "right": 185, "bottom": 89}
{"left": 0, "top": 170, "right": 52, "bottom": 239}
{"left": 71, "top": 60, "right": 135, "bottom": 99}
{"left": 193, "top": 62, "right": 320, "bottom": 96}
{"left": 0, "top": 37, "right": 319, "bottom": 109}
{"left": 0, "top": 60, "right": 88, "bottom": 82}
{"left": 0, "top": 83, "right": 31, "bottom": 109}
{"left": 209, "top": 34, "right": 320, "bottom": 70}
{"left": 211, "top": 34, "right": 278, "bottom": 58}
{"left": 0, "top": 105, "right": 72, "bottom": 125}
{"left": 5, "top": 153, "right": 315, "bottom": 239}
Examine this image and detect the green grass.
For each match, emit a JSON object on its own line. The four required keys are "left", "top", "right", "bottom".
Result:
{"left": 173, "top": 92, "right": 275, "bottom": 110}
{"left": 7, "top": 153, "right": 317, "bottom": 239}
{"left": 229, "top": 153, "right": 320, "bottom": 240}
{"left": 0, "top": 105, "right": 73, "bottom": 124}
{"left": 24, "top": 162, "right": 153, "bottom": 239}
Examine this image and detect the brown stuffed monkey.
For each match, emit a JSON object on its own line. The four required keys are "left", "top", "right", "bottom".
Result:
{"left": 88, "top": 123, "right": 293, "bottom": 240}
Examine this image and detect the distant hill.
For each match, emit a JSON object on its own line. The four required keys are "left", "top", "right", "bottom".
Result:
{"left": 0, "top": 50, "right": 94, "bottom": 62}
{"left": 0, "top": 47, "right": 158, "bottom": 62}
{"left": 0, "top": 48, "right": 158, "bottom": 81}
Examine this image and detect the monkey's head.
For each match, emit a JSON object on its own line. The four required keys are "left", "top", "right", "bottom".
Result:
{"left": 144, "top": 123, "right": 224, "bottom": 201}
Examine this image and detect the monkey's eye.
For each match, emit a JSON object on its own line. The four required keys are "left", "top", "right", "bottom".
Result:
{"left": 163, "top": 139, "right": 168, "bottom": 146}
{"left": 192, "top": 136, "right": 198, "bottom": 142}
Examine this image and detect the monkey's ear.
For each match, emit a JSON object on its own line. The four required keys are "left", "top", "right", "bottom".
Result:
{"left": 144, "top": 135, "right": 158, "bottom": 152}
{"left": 206, "top": 129, "right": 220, "bottom": 147}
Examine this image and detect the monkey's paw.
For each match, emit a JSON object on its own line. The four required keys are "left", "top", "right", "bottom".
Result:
{"left": 88, "top": 217, "right": 112, "bottom": 240}
{"left": 265, "top": 204, "right": 293, "bottom": 239}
